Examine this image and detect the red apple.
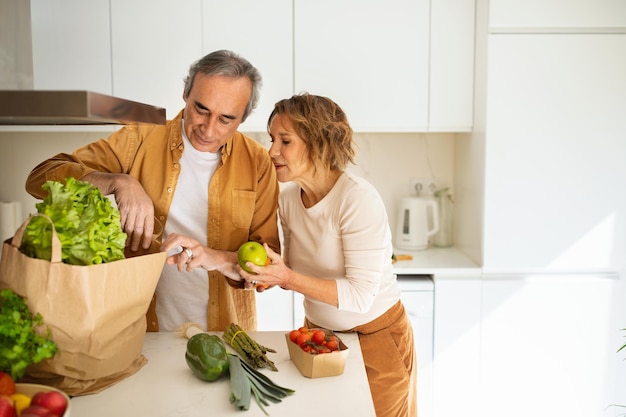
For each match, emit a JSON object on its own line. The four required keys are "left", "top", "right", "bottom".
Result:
{"left": 31, "top": 391, "right": 67, "bottom": 417}
{"left": 0, "top": 396, "right": 15, "bottom": 417}
{"left": 20, "top": 405, "right": 57, "bottom": 417}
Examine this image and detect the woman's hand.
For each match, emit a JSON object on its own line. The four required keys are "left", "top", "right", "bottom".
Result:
{"left": 241, "top": 244, "right": 338, "bottom": 307}
{"left": 238, "top": 243, "right": 294, "bottom": 291}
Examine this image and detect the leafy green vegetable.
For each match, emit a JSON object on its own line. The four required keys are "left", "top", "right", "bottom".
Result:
{"left": 227, "top": 353, "right": 295, "bottom": 415}
{"left": 0, "top": 288, "right": 58, "bottom": 380}
{"left": 20, "top": 177, "right": 127, "bottom": 265}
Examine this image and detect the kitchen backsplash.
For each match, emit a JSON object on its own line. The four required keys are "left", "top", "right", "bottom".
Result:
{"left": 251, "top": 131, "right": 455, "bottom": 231}
{"left": 0, "top": 130, "right": 455, "bottom": 234}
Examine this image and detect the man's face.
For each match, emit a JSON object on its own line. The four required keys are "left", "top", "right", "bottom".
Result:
{"left": 183, "top": 73, "right": 252, "bottom": 153}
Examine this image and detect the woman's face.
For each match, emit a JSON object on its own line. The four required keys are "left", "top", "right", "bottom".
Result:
{"left": 268, "top": 113, "right": 313, "bottom": 183}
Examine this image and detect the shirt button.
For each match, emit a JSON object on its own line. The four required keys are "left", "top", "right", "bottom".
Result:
{"left": 167, "top": 188, "right": 173, "bottom": 193}
{"left": 159, "top": 216, "right": 165, "bottom": 221}
{"left": 174, "top": 163, "right": 179, "bottom": 169}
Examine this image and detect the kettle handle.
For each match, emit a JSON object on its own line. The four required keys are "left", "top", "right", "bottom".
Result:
{"left": 425, "top": 200, "right": 439, "bottom": 237}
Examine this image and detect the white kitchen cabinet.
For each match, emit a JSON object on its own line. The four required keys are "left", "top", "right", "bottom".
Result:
{"left": 109, "top": 0, "right": 203, "bottom": 118}
{"left": 429, "top": 0, "right": 475, "bottom": 131}
{"left": 482, "top": 34, "right": 626, "bottom": 270}
{"left": 28, "top": 0, "right": 474, "bottom": 133}
{"left": 480, "top": 274, "right": 618, "bottom": 417}
{"left": 489, "top": 0, "right": 626, "bottom": 30}
{"left": 294, "top": 0, "right": 429, "bottom": 132}
{"left": 397, "top": 275, "right": 434, "bottom": 417}
{"left": 432, "top": 275, "right": 482, "bottom": 417}
{"left": 255, "top": 288, "right": 295, "bottom": 331}
{"left": 30, "top": 0, "right": 112, "bottom": 93}
{"left": 294, "top": 0, "right": 474, "bottom": 132}
{"left": 293, "top": 292, "right": 305, "bottom": 329}
{"left": 201, "top": 0, "right": 293, "bottom": 133}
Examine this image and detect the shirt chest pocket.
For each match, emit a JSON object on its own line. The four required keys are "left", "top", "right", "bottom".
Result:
{"left": 231, "top": 190, "right": 256, "bottom": 229}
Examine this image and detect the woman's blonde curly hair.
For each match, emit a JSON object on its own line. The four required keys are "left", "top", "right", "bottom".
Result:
{"left": 268, "top": 93, "right": 356, "bottom": 175}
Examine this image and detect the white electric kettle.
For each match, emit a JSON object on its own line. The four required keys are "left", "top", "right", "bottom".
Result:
{"left": 395, "top": 197, "right": 439, "bottom": 250}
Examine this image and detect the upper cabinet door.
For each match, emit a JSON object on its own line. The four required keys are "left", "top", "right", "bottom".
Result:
{"left": 489, "top": 0, "right": 626, "bottom": 30}
{"left": 30, "top": 0, "right": 112, "bottom": 93}
{"left": 202, "top": 0, "right": 294, "bottom": 133}
{"left": 483, "top": 34, "right": 626, "bottom": 270}
{"left": 429, "top": 0, "right": 475, "bottom": 131}
{"left": 294, "top": 0, "right": 431, "bottom": 132}
{"left": 110, "top": 0, "right": 203, "bottom": 119}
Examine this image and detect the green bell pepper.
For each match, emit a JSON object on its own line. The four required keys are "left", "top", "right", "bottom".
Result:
{"left": 185, "top": 333, "right": 230, "bottom": 382}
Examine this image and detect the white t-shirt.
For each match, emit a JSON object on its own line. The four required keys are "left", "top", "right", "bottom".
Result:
{"left": 279, "top": 172, "right": 400, "bottom": 331}
{"left": 155, "top": 124, "right": 221, "bottom": 331}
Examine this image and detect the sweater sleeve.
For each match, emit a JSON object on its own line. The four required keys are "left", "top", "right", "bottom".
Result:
{"left": 334, "top": 184, "right": 391, "bottom": 313}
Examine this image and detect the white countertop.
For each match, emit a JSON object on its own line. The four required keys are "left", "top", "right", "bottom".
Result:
{"left": 71, "top": 331, "right": 375, "bottom": 417}
{"left": 391, "top": 247, "right": 620, "bottom": 277}
{"left": 392, "top": 246, "right": 481, "bottom": 276}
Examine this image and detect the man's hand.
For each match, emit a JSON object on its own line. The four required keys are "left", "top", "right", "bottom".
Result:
{"left": 160, "top": 233, "right": 242, "bottom": 282}
{"left": 83, "top": 172, "right": 155, "bottom": 251}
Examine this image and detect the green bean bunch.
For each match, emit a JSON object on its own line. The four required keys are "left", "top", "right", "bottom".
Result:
{"left": 223, "top": 323, "right": 278, "bottom": 371}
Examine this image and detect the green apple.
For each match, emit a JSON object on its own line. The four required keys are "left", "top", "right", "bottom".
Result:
{"left": 237, "top": 241, "right": 267, "bottom": 274}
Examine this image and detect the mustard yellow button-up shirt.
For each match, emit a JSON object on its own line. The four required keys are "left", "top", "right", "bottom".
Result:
{"left": 25, "top": 110, "right": 280, "bottom": 332}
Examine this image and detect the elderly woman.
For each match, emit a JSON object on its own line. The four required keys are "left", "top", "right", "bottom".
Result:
{"left": 239, "top": 93, "right": 417, "bottom": 417}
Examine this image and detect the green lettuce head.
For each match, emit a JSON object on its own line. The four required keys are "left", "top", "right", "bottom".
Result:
{"left": 20, "top": 177, "right": 127, "bottom": 265}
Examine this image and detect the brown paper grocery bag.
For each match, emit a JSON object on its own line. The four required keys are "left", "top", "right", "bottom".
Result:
{"left": 0, "top": 215, "right": 167, "bottom": 396}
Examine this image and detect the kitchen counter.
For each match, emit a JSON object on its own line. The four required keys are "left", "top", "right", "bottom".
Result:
{"left": 71, "top": 331, "right": 375, "bottom": 416}
{"left": 392, "top": 246, "right": 481, "bottom": 276}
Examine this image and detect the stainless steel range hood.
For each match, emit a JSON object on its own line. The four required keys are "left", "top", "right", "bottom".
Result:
{"left": 0, "top": 90, "right": 166, "bottom": 125}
